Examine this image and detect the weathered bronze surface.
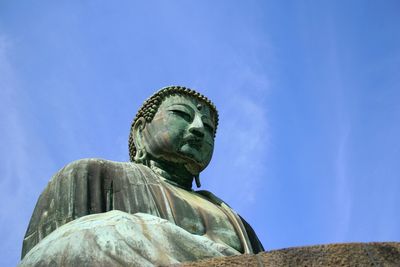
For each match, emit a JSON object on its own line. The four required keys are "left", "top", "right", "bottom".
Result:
{"left": 20, "top": 86, "right": 263, "bottom": 266}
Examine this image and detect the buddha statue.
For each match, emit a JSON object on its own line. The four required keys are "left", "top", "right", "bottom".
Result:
{"left": 20, "top": 86, "right": 264, "bottom": 266}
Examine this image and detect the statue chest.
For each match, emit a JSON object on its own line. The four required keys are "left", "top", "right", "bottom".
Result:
{"left": 162, "top": 183, "right": 244, "bottom": 253}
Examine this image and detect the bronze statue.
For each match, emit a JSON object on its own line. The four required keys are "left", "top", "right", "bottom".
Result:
{"left": 20, "top": 86, "right": 264, "bottom": 266}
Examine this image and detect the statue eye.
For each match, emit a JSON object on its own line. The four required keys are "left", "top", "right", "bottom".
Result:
{"left": 171, "top": 109, "right": 192, "bottom": 122}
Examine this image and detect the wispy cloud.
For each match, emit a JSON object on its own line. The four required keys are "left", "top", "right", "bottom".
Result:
{"left": 333, "top": 116, "right": 352, "bottom": 241}
{"left": 0, "top": 33, "right": 29, "bottom": 264}
{"left": 0, "top": 33, "right": 55, "bottom": 266}
{"left": 0, "top": 34, "right": 31, "bottom": 194}
{"left": 224, "top": 95, "right": 269, "bottom": 204}
{"left": 206, "top": 62, "right": 271, "bottom": 210}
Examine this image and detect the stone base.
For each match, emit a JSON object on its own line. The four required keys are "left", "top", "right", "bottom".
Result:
{"left": 178, "top": 242, "right": 400, "bottom": 267}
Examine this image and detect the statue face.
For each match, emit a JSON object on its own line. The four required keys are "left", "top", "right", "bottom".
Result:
{"left": 141, "top": 95, "right": 216, "bottom": 174}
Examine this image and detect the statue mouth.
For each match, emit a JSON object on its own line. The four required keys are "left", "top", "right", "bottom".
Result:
{"left": 185, "top": 138, "right": 203, "bottom": 150}
{"left": 179, "top": 135, "right": 213, "bottom": 169}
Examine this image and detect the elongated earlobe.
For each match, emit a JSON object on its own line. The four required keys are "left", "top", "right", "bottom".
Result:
{"left": 195, "top": 174, "right": 201, "bottom": 188}
{"left": 133, "top": 117, "right": 147, "bottom": 164}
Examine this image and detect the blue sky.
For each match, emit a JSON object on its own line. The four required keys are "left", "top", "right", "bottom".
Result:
{"left": 1, "top": 1, "right": 399, "bottom": 265}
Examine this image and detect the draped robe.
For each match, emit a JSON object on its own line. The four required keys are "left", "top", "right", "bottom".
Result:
{"left": 21, "top": 158, "right": 264, "bottom": 265}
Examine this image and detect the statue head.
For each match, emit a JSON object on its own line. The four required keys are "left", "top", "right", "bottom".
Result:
{"left": 129, "top": 86, "right": 219, "bottom": 179}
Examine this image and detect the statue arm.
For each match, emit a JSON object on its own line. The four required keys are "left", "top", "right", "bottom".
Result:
{"left": 196, "top": 190, "right": 264, "bottom": 253}
{"left": 238, "top": 215, "right": 265, "bottom": 253}
{"left": 21, "top": 158, "right": 108, "bottom": 259}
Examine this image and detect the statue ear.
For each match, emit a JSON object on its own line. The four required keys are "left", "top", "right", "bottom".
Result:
{"left": 133, "top": 117, "right": 147, "bottom": 162}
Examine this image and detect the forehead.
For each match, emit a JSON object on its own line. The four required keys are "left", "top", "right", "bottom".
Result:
{"left": 158, "top": 95, "right": 215, "bottom": 120}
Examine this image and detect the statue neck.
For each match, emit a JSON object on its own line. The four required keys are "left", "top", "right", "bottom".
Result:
{"left": 148, "top": 158, "right": 194, "bottom": 190}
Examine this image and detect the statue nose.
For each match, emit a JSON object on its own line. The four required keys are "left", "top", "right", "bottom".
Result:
{"left": 189, "top": 127, "right": 205, "bottom": 138}
{"left": 188, "top": 116, "right": 205, "bottom": 138}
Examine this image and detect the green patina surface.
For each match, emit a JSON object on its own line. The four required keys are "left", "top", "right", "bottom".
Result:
{"left": 20, "top": 86, "right": 263, "bottom": 266}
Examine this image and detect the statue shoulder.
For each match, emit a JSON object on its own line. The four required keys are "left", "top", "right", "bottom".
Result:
{"left": 195, "top": 190, "right": 227, "bottom": 207}
{"left": 56, "top": 158, "right": 119, "bottom": 172}
{"left": 52, "top": 158, "right": 138, "bottom": 181}
{"left": 50, "top": 158, "right": 157, "bottom": 189}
